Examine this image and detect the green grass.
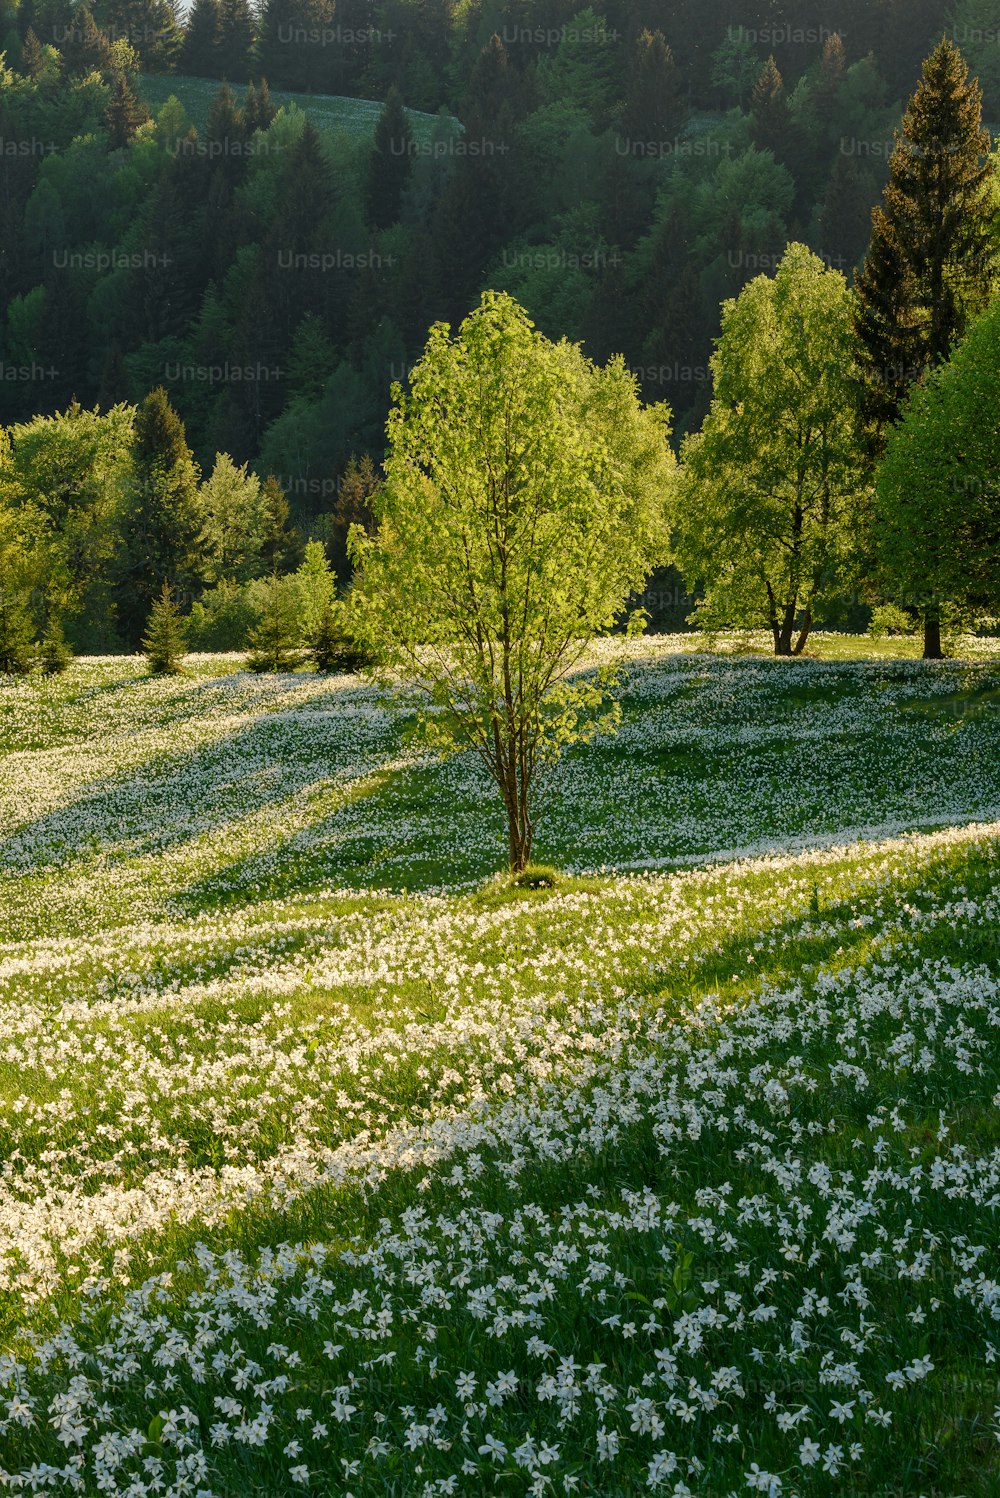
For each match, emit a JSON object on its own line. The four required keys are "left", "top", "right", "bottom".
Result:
{"left": 0, "top": 638, "right": 998, "bottom": 1495}
{"left": 137, "top": 71, "right": 456, "bottom": 141}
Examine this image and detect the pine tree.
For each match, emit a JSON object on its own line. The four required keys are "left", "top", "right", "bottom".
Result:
{"left": 310, "top": 596, "right": 369, "bottom": 672}
{"left": 0, "top": 589, "right": 36, "bottom": 675}
{"left": 366, "top": 87, "right": 413, "bottom": 230}
{"left": 750, "top": 56, "right": 790, "bottom": 158}
{"left": 143, "top": 580, "right": 188, "bottom": 674}
{"left": 205, "top": 81, "right": 245, "bottom": 153}
{"left": 853, "top": 39, "right": 995, "bottom": 657}
{"left": 20, "top": 28, "right": 50, "bottom": 78}
{"left": 246, "top": 574, "right": 300, "bottom": 672}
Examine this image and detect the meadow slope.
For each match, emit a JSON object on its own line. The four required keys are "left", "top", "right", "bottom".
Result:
{"left": 0, "top": 641, "right": 998, "bottom": 1497}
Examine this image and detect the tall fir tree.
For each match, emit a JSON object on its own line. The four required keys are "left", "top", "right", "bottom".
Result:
{"left": 180, "top": 0, "right": 219, "bottom": 76}
{"left": 853, "top": 39, "right": 995, "bottom": 657}
{"left": 216, "top": 0, "right": 254, "bottom": 82}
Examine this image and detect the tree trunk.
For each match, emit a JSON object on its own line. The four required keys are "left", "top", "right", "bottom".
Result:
{"left": 506, "top": 797, "right": 532, "bottom": 873}
{"left": 923, "top": 606, "right": 943, "bottom": 660}
{"left": 792, "top": 606, "right": 813, "bottom": 656}
{"left": 775, "top": 600, "right": 797, "bottom": 655}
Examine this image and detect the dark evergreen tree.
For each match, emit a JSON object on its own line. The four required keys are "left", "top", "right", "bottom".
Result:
{"left": 117, "top": 389, "right": 203, "bottom": 643}
{"left": 59, "top": 6, "right": 113, "bottom": 76}
{"left": 366, "top": 86, "right": 413, "bottom": 230}
{"left": 103, "top": 73, "right": 149, "bottom": 150}
{"left": 750, "top": 55, "right": 789, "bottom": 159}
{"left": 180, "top": 0, "right": 219, "bottom": 76}
{"left": 216, "top": 0, "right": 254, "bottom": 82}
{"left": 622, "top": 29, "right": 684, "bottom": 146}
{"left": 853, "top": 39, "right": 995, "bottom": 656}
{"left": 244, "top": 77, "right": 276, "bottom": 134}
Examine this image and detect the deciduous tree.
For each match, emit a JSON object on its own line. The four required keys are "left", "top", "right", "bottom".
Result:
{"left": 350, "top": 291, "right": 675, "bottom": 873}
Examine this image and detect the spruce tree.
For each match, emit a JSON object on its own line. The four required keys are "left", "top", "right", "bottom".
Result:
{"left": 366, "top": 87, "right": 414, "bottom": 230}
{"left": 854, "top": 39, "right": 995, "bottom": 656}
{"left": 104, "top": 73, "right": 149, "bottom": 150}
{"left": 246, "top": 574, "right": 300, "bottom": 672}
{"left": 258, "top": 476, "right": 298, "bottom": 573}
{"left": 180, "top": 0, "right": 220, "bottom": 77}
{"left": 143, "top": 580, "right": 188, "bottom": 674}
{"left": 216, "top": 0, "right": 254, "bottom": 82}
{"left": 39, "top": 616, "right": 72, "bottom": 674}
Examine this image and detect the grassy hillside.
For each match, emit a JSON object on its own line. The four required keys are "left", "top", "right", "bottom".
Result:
{"left": 137, "top": 72, "right": 456, "bottom": 142}
{"left": 0, "top": 640, "right": 998, "bottom": 1494}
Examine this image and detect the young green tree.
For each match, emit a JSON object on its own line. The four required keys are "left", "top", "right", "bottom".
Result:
{"left": 257, "top": 475, "right": 299, "bottom": 574}
{"left": 197, "top": 452, "right": 264, "bottom": 583}
{"left": 295, "top": 538, "right": 336, "bottom": 645}
{"left": 853, "top": 39, "right": 996, "bottom": 655}
{"left": 246, "top": 574, "right": 301, "bottom": 673}
{"left": 877, "top": 296, "right": 1000, "bottom": 626}
{"left": 673, "top": 244, "right": 869, "bottom": 656}
{"left": 142, "top": 580, "right": 188, "bottom": 674}
{"left": 310, "top": 596, "right": 370, "bottom": 673}
{"left": 39, "top": 614, "right": 72, "bottom": 674}
{"left": 349, "top": 291, "right": 675, "bottom": 874}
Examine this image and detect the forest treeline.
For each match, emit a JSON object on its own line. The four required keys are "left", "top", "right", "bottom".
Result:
{"left": 3, "top": 0, "right": 998, "bottom": 471}
{"left": 0, "top": 8, "right": 998, "bottom": 661}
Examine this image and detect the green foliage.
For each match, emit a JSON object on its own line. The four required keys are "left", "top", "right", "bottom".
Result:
{"left": 142, "top": 579, "right": 187, "bottom": 674}
{"left": 295, "top": 539, "right": 336, "bottom": 645}
{"left": 117, "top": 389, "right": 202, "bottom": 645}
{"left": 674, "top": 244, "right": 869, "bottom": 655}
{"left": 309, "top": 596, "right": 372, "bottom": 674}
{"left": 350, "top": 290, "right": 675, "bottom": 871}
{"left": 876, "top": 295, "right": 1000, "bottom": 619}
{"left": 868, "top": 603, "right": 916, "bottom": 640}
{"left": 185, "top": 579, "right": 259, "bottom": 650}
{"left": 854, "top": 38, "right": 996, "bottom": 442}
{"left": 366, "top": 85, "right": 413, "bottom": 230}
{"left": 39, "top": 616, "right": 72, "bottom": 673}
{"left": 246, "top": 574, "right": 301, "bottom": 673}
{"left": 0, "top": 589, "right": 36, "bottom": 675}
{"left": 197, "top": 453, "right": 264, "bottom": 584}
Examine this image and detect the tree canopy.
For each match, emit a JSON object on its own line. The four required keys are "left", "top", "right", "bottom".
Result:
{"left": 350, "top": 290, "right": 675, "bottom": 871}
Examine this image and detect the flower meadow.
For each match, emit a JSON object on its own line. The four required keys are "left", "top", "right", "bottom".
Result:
{"left": 0, "top": 642, "right": 998, "bottom": 1496}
